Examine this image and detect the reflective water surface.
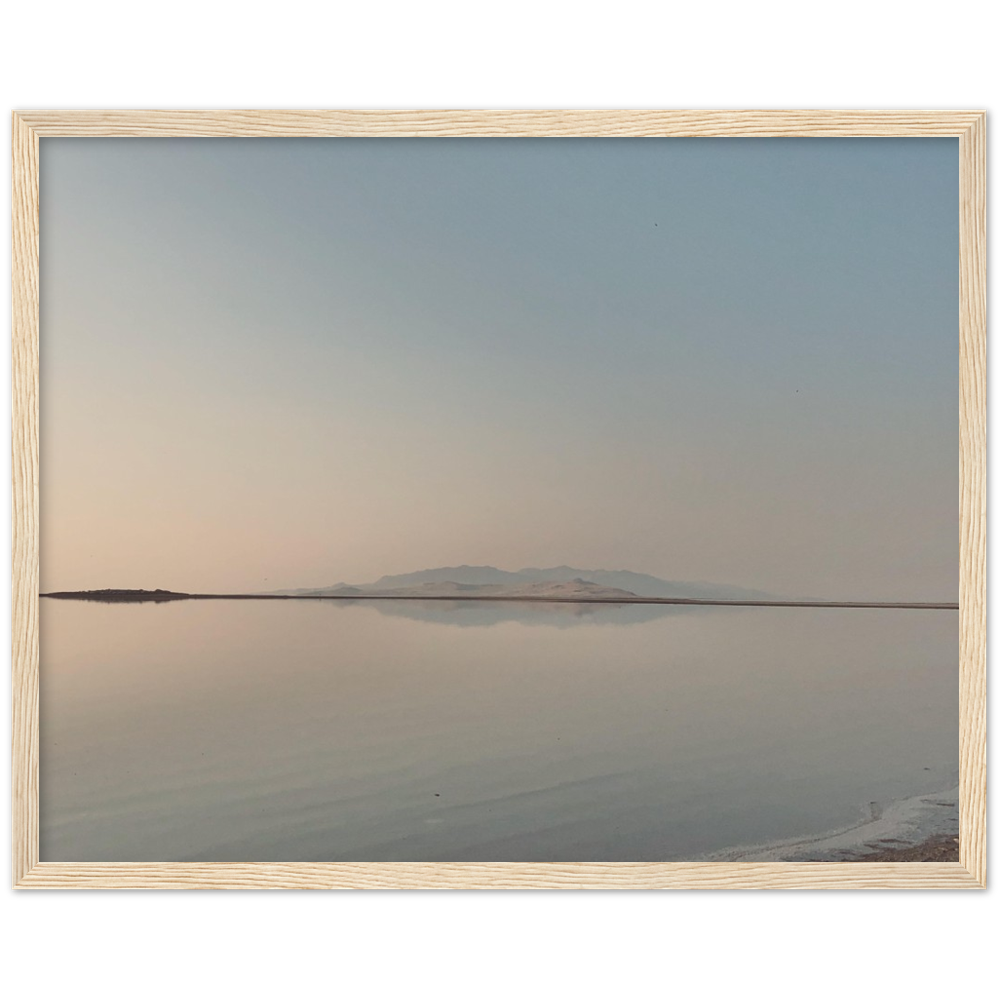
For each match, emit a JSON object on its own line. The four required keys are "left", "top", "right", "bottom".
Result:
{"left": 40, "top": 600, "right": 957, "bottom": 861}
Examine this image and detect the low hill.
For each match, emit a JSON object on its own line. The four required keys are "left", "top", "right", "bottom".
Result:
{"left": 280, "top": 565, "right": 772, "bottom": 601}
{"left": 358, "top": 578, "right": 639, "bottom": 600}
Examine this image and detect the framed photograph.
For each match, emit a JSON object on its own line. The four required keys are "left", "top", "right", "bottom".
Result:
{"left": 11, "top": 110, "right": 985, "bottom": 889}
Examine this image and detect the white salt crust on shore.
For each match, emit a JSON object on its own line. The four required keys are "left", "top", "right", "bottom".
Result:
{"left": 700, "top": 782, "right": 959, "bottom": 862}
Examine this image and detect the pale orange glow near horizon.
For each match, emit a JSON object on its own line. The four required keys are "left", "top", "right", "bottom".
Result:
{"left": 40, "top": 137, "right": 958, "bottom": 601}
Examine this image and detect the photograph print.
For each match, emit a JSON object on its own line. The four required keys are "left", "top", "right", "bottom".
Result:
{"left": 39, "top": 135, "right": 960, "bottom": 864}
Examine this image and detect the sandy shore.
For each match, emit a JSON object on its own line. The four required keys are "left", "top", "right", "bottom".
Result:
{"left": 849, "top": 833, "right": 959, "bottom": 862}
{"left": 701, "top": 784, "right": 959, "bottom": 862}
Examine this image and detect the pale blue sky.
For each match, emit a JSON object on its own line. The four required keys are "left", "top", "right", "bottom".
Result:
{"left": 40, "top": 137, "right": 958, "bottom": 599}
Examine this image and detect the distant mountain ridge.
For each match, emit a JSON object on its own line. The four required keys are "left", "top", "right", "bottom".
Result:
{"left": 273, "top": 566, "right": 772, "bottom": 601}
{"left": 351, "top": 579, "right": 639, "bottom": 600}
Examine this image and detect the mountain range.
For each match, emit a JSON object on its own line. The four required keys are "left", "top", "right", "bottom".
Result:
{"left": 272, "top": 565, "right": 772, "bottom": 601}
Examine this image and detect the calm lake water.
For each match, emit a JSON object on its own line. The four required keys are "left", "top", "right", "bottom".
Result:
{"left": 40, "top": 599, "right": 957, "bottom": 862}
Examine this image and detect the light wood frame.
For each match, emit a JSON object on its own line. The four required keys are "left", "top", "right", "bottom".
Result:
{"left": 11, "top": 110, "right": 986, "bottom": 889}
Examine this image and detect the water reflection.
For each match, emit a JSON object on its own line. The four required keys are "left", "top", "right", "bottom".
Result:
{"left": 40, "top": 599, "right": 958, "bottom": 862}
{"left": 43, "top": 594, "right": 720, "bottom": 626}
{"left": 327, "top": 598, "right": 697, "bottom": 628}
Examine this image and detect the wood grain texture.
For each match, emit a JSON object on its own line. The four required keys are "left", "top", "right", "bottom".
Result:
{"left": 15, "top": 861, "right": 983, "bottom": 890}
{"left": 958, "top": 114, "right": 988, "bottom": 887}
{"left": 11, "top": 113, "right": 40, "bottom": 887}
{"left": 10, "top": 110, "right": 987, "bottom": 889}
{"left": 12, "top": 109, "right": 986, "bottom": 138}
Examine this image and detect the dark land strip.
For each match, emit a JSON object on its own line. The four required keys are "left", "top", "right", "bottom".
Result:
{"left": 40, "top": 590, "right": 959, "bottom": 610}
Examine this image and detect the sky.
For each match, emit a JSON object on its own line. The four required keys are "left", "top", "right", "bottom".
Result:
{"left": 39, "top": 137, "right": 958, "bottom": 601}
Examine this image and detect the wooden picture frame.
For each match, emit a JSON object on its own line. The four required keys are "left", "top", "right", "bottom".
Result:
{"left": 11, "top": 110, "right": 986, "bottom": 889}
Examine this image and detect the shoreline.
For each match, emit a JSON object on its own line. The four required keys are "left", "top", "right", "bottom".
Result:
{"left": 849, "top": 833, "right": 959, "bottom": 862}
{"left": 40, "top": 592, "right": 959, "bottom": 610}
{"left": 701, "top": 784, "right": 960, "bottom": 862}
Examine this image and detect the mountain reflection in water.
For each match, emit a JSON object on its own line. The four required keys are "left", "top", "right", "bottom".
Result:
{"left": 328, "top": 598, "right": 703, "bottom": 628}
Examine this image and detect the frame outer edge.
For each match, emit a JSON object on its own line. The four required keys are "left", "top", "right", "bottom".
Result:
{"left": 12, "top": 112, "right": 40, "bottom": 886}
{"left": 13, "top": 861, "right": 986, "bottom": 890}
{"left": 10, "top": 109, "right": 988, "bottom": 138}
{"left": 9, "top": 110, "right": 987, "bottom": 889}
{"left": 958, "top": 113, "right": 988, "bottom": 887}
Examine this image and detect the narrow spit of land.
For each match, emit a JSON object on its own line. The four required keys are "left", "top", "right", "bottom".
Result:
{"left": 39, "top": 589, "right": 959, "bottom": 610}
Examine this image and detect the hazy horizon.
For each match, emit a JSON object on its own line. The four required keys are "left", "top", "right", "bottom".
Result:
{"left": 41, "top": 137, "right": 958, "bottom": 601}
